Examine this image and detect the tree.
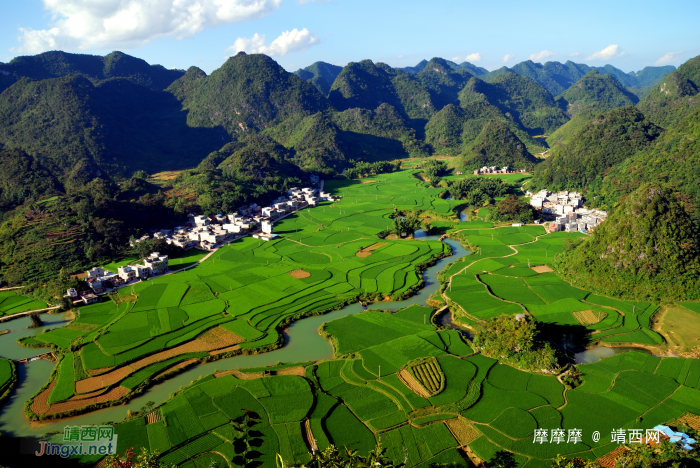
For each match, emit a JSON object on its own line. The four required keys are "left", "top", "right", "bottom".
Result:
{"left": 490, "top": 195, "right": 535, "bottom": 223}
{"left": 473, "top": 314, "right": 560, "bottom": 372}
{"left": 104, "top": 447, "right": 175, "bottom": 468}
{"left": 551, "top": 455, "right": 599, "bottom": 468}
{"left": 278, "top": 445, "right": 405, "bottom": 468}
{"left": 489, "top": 450, "right": 518, "bottom": 468}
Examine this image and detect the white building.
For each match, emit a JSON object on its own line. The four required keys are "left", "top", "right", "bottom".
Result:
{"left": 144, "top": 252, "right": 168, "bottom": 275}
{"left": 118, "top": 266, "right": 136, "bottom": 283}
{"left": 262, "top": 220, "right": 273, "bottom": 234}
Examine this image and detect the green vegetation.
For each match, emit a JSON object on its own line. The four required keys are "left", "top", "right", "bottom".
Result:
{"left": 0, "top": 358, "right": 17, "bottom": 406}
{"left": 533, "top": 107, "right": 662, "bottom": 191}
{"left": 460, "top": 121, "right": 538, "bottom": 171}
{"left": 555, "top": 184, "right": 700, "bottom": 301}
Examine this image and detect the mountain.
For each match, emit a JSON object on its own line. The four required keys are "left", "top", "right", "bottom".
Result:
{"left": 547, "top": 71, "right": 638, "bottom": 146}
{"left": 637, "top": 55, "right": 700, "bottom": 128}
{"left": 599, "top": 106, "right": 700, "bottom": 217}
{"left": 328, "top": 60, "right": 404, "bottom": 112}
{"left": 555, "top": 184, "right": 700, "bottom": 301}
{"left": 424, "top": 102, "right": 544, "bottom": 155}
{"left": 460, "top": 120, "right": 538, "bottom": 170}
{"left": 0, "top": 147, "right": 61, "bottom": 215}
{"left": 400, "top": 58, "right": 487, "bottom": 76}
{"left": 294, "top": 61, "right": 343, "bottom": 96}
{"left": 481, "top": 60, "right": 675, "bottom": 98}
{"left": 0, "top": 50, "right": 184, "bottom": 93}
{"left": 458, "top": 73, "right": 568, "bottom": 135}
{"left": 532, "top": 107, "right": 662, "bottom": 191}
{"left": 0, "top": 74, "right": 226, "bottom": 184}
{"left": 332, "top": 104, "right": 430, "bottom": 158}
{"left": 169, "top": 52, "right": 329, "bottom": 137}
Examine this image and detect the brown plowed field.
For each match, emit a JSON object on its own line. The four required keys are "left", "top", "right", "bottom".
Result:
{"left": 573, "top": 309, "right": 603, "bottom": 326}
{"left": 30, "top": 381, "right": 55, "bottom": 416}
{"left": 398, "top": 368, "right": 430, "bottom": 398}
{"left": 289, "top": 270, "right": 311, "bottom": 279}
{"left": 209, "top": 345, "right": 240, "bottom": 356}
{"left": 446, "top": 417, "right": 480, "bottom": 445}
{"left": 531, "top": 265, "right": 553, "bottom": 273}
{"left": 70, "top": 388, "right": 108, "bottom": 401}
{"left": 76, "top": 366, "right": 134, "bottom": 393}
{"left": 76, "top": 327, "right": 242, "bottom": 393}
{"left": 597, "top": 446, "right": 629, "bottom": 468}
{"left": 46, "top": 386, "right": 129, "bottom": 415}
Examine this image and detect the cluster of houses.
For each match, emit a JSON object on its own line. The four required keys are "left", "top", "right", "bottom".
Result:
{"left": 132, "top": 187, "right": 334, "bottom": 250}
{"left": 527, "top": 189, "right": 607, "bottom": 233}
{"left": 473, "top": 166, "right": 527, "bottom": 175}
{"left": 70, "top": 186, "right": 335, "bottom": 301}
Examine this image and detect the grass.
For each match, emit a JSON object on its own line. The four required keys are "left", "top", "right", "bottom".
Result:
{"left": 654, "top": 304, "right": 700, "bottom": 351}
{"left": 49, "top": 353, "right": 75, "bottom": 404}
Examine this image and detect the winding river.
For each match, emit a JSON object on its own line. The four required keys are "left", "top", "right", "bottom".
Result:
{"left": 0, "top": 238, "right": 469, "bottom": 437}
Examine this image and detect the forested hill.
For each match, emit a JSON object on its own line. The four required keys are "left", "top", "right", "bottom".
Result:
{"left": 555, "top": 184, "right": 700, "bottom": 301}
{"left": 0, "top": 50, "right": 184, "bottom": 93}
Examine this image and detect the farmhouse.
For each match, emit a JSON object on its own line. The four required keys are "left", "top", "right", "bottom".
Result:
{"left": 528, "top": 190, "right": 607, "bottom": 232}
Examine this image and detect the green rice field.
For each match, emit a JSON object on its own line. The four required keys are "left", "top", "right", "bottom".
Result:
{"left": 16, "top": 169, "right": 700, "bottom": 468}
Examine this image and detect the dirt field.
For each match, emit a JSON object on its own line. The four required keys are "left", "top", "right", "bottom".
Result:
{"left": 573, "top": 309, "right": 604, "bottom": 326}
{"left": 70, "top": 388, "right": 108, "bottom": 401}
{"left": 47, "top": 386, "right": 130, "bottom": 415}
{"left": 30, "top": 381, "right": 55, "bottom": 415}
{"left": 597, "top": 446, "right": 629, "bottom": 468}
{"left": 677, "top": 412, "right": 700, "bottom": 431}
{"left": 398, "top": 368, "right": 431, "bottom": 398}
{"left": 531, "top": 265, "right": 553, "bottom": 273}
{"left": 289, "top": 269, "right": 311, "bottom": 279}
{"left": 446, "top": 417, "right": 481, "bottom": 446}
{"left": 209, "top": 344, "right": 241, "bottom": 356}
{"left": 76, "top": 327, "right": 242, "bottom": 393}
{"left": 356, "top": 242, "right": 386, "bottom": 257}
{"left": 146, "top": 411, "right": 161, "bottom": 424}
{"left": 654, "top": 305, "right": 700, "bottom": 351}
{"left": 214, "top": 366, "right": 306, "bottom": 379}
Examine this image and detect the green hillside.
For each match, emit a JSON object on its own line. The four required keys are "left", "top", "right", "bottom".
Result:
{"left": 0, "top": 74, "right": 226, "bottom": 181}
{"left": 458, "top": 74, "right": 568, "bottom": 135}
{"left": 555, "top": 184, "right": 700, "bottom": 301}
{"left": 460, "top": 120, "right": 538, "bottom": 170}
{"left": 533, "top": 107, "right": 662, "bottom": 191}
{"left": 0, "top": 50, "right": 183, "bottom": 93}
{"left": 547, "top": 71, "right": 639, "bottom": 146}
{"left": 425, "top": 103, "right": 544, "bottom": 155}
{"left": 329, "top": 60, "right": 404, "bottom": 112}
{"left": 168, "top": 52, "right": 329, "bottom": 136}
{"left": 0, "top": 147, "right": 61, "bottom": 215}
{"left": 637, "top": 55, "right": 700, "bottom": 128}
{"left": 294, "top": 61, "right": 343, "bottom": 95}
{"left": 600, "top": 106, "right": 700, "bottom": 214}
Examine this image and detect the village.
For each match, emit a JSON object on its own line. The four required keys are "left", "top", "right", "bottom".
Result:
{"left": 68, "top": 185, "right": 335, "bottom": 302}
{"left": 473, "top": 166, "right": 528, "bottom": 175}
{"left": 527, "top": 189, "right": 608, "bottom": 234}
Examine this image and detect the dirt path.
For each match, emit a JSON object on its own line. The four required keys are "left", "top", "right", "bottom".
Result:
{"left": 0, "top": 306, "right": 61, "bottom": 323}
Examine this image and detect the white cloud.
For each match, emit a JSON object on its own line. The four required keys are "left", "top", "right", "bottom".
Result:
{"left": 227, "top": 28, "right": 319, "bottom": 57}
{"left": 656, "top": 51, "right": 683, "bottom": 65}
{"left": 529, "top": 50, "right": 556, "bottom": 61}
{"left": 12, "top": 0, "right": 283, "bottom": 54}
{"left": 464, "top": 52, "right": 482, "bottom": 62}
{"left": 397, "top": 54, "right": 404, "bottom": 59}
{"left": 586, "top": 44, "right": 624, "bottom": 61}
{"left": 502, "top": 54, "right": 514, "bottom": 63}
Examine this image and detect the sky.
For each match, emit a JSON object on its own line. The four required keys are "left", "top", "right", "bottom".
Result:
{"left": 0, "top": 0, "right": 698, "bottom": 74}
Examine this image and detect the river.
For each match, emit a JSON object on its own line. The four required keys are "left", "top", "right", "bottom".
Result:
{"left": 0, "top": 238, "right": 469, "bottom": 437}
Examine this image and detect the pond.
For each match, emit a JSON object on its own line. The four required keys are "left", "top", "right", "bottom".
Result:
{"left": 0, "top": 239, "right": 469, "bottom": 437}
{"left": 573, "top": 345, "right": 652, "bottom": 364}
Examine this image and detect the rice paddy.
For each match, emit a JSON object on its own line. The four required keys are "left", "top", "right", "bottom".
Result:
{"left": 14, "top": 169, "right": 700, "bottom": 468}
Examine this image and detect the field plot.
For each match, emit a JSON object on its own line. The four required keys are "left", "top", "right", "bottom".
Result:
{"left": 0, "top": 291, "right": 48, "bottom": 316}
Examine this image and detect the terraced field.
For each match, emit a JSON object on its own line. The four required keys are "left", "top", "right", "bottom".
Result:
{"left": 107, "top": 306, "right": 700, "bottom": 468}
{"left": 443, "top": 227, "right": 664, "bottom": 347}
{"left": 0, "top": 291, "right": 48, "bottom": 316}
{"left": 22, "top": 171, "right": 452, "bottom": 419}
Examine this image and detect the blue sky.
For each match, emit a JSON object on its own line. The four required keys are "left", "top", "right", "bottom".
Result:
{"left": 1, "top": 0, "right": 698, "bottom": 74}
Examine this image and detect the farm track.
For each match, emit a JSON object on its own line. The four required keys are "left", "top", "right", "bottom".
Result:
{"left": 442, "top": 232, "right": 546, "bottom": 323}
